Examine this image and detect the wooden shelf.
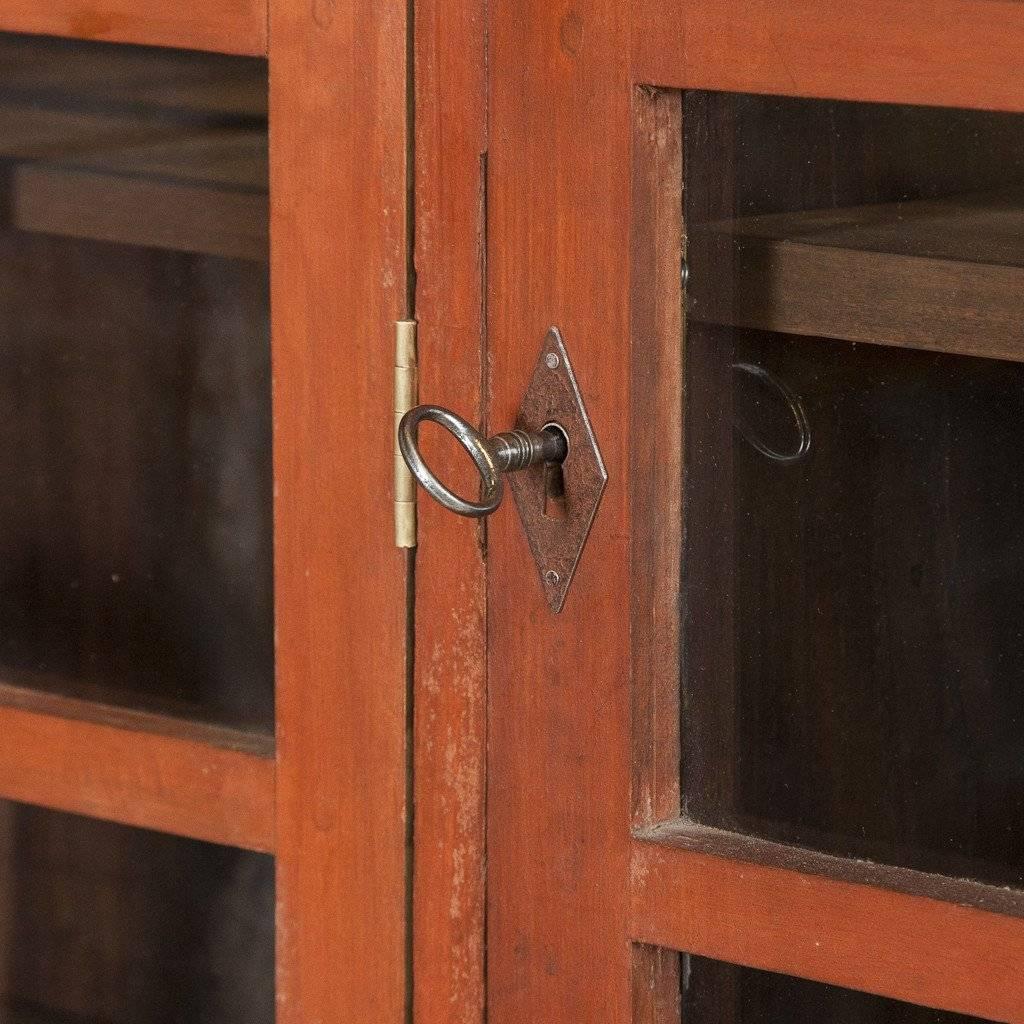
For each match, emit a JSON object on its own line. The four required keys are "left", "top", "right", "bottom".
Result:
{"left": 0, "top": 679, "right": 275, "bottom": 853}
{"left": 8, "top": 130, "right": 268, "bottom": 262}
{"left": 0, "top": 35, "right": 268, "bottom": 260}
{"left": 689, "top": 189, "right": 1024, "bottom": 362}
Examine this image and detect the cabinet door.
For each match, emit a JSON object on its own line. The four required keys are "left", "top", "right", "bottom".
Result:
{"left": 269, "top": 2, "right": 410, "bottom": 1021}
{"left": 0, "top": 7, "right": 411, "bottom": 1022}
{"left": 0, "top": 30, "right": 276, "bottom": 1023}
{"left": 413, "top": 3, "right": 1024, "bottom": 1022}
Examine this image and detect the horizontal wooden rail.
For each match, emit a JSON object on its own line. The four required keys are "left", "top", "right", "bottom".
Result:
{"left": 634, "top": 0, "right": 1024, "bottom": 113}
{"left": 0, "top": 0, "right": 267, "bottom": 55}
{"left": 0, "top": 681, "right": 274, "bottom": 853}
{"left": 631, "top": 820, "right": 1024, "bottom": 1022}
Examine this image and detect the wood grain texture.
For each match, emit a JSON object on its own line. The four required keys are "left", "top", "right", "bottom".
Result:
{"left": 0, "top": 683, "right": 274, "bottom": 851}
{"left": 631, "top": 827, "right": 1024, "bottom": 1022}
{"left": 631, "top": 88, "right": 683, "bottom": 830}
{"left": 690, "top": 191, "right": 1024, "bottom": 361}
{"left": 628, "top": 87, "right": 684, "bottom": 1024}
{"left": 634, "top": 0, "right": 1024, "bottom": 112}
{"left": 641, "top": 820, "right": 1024, "bottom": 920}
{"left": 632, "top": 944, "right": 681, "bottom": 1024}
{"left": 486, "top": 1, "right": 633, "bottom": 1021}
{"left": 13, "top": 149, "right": 267, "bottom": 262}
{"left": 0, "top": 0, "right": 267, "bottom": 56}
{"left": 270, "top": 0, "right": 409, "bottom": 1020}
{"left": 413, "top": 0, "right": 488, "bottom": 1019}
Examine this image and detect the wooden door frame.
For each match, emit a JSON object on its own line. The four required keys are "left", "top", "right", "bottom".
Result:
{"left": 412, "top": 0, "right": 488, "bottom": 1021}
{"left": 0, "top": 2, "right": 412, "bottom": 1021}
{"left": 6, "top": 1, "right": 1024, "bottom": 1019}
{"left": 0, "top": 0, "right": 266, "bottom": 53}
{"left": 469, "top": 2, "right": 1024, "bottom": 1023}
{"left": 270, "top": 0, "right": 411, "bottom": 1021}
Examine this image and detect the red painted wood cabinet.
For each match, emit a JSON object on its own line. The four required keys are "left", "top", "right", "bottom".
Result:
{"left": 4, "top": 2, "right": 1024, "bottom": 1023}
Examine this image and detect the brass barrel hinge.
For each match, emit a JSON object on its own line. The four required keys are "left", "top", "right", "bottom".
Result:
{"left": 394, "top": 319, "right": 418, "bottom": 548}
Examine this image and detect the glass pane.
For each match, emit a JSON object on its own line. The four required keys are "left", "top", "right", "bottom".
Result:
{"left": 682, "top": 92, "right": 1024, "bottom": 887}
{"left": 0, "top": 34, "right": 271, "bottom": 732}
{"left": 0, "top": 801, "right": 273, "bottom": 1023}
{"left": 684, "top": 955, "right": 991, "bottom": 1023}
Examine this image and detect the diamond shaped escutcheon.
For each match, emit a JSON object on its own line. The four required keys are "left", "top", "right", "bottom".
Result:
{"left": 506, "top": 328, "right": 607, "bottom": 613}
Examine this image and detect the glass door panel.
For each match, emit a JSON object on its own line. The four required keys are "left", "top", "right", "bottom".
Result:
{"left": 0, "top": 801, "right": 273, "bottom": 1023}
{"left": 0, "top": 34, "right": 274, "bottom": 1023}
{"left": 0, "top": 33, "right": 271, "bottom": 732}
{"left": 682, "top": 91, "right": 1024, "bottom": 888}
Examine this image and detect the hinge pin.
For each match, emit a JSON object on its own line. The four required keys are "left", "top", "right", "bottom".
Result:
{"left": 394, "top": 320, "right": 418, "bottom": 548}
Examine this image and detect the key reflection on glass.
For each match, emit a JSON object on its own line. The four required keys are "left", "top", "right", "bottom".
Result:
{"left": 731, "top": 361, "right": 811, "bottom": 465}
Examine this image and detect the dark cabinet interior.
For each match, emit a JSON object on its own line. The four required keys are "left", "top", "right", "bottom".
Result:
{"left": 0, "top": 33, "right": 273, "bottom": 1023}
{"left": 0, "top": 803, "right": 274, "bottom": 1024}
{"left": 683, "top": 955, "right": 990, "bottom": 1024}
{"left": 682, "top": 92, "right": 1024, "bottom": 889}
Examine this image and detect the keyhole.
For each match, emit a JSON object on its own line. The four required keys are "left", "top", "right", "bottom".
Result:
{"left": 542, "top": 424, "right": 569, "bottom": 520}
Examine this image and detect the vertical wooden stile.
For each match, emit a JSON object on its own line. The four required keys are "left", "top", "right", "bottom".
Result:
{"left": 270, "top": 0, "right": 411, "bottom": 1019}
{"left": 413, "top": 0, "right": 489, "bottom": 1019}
